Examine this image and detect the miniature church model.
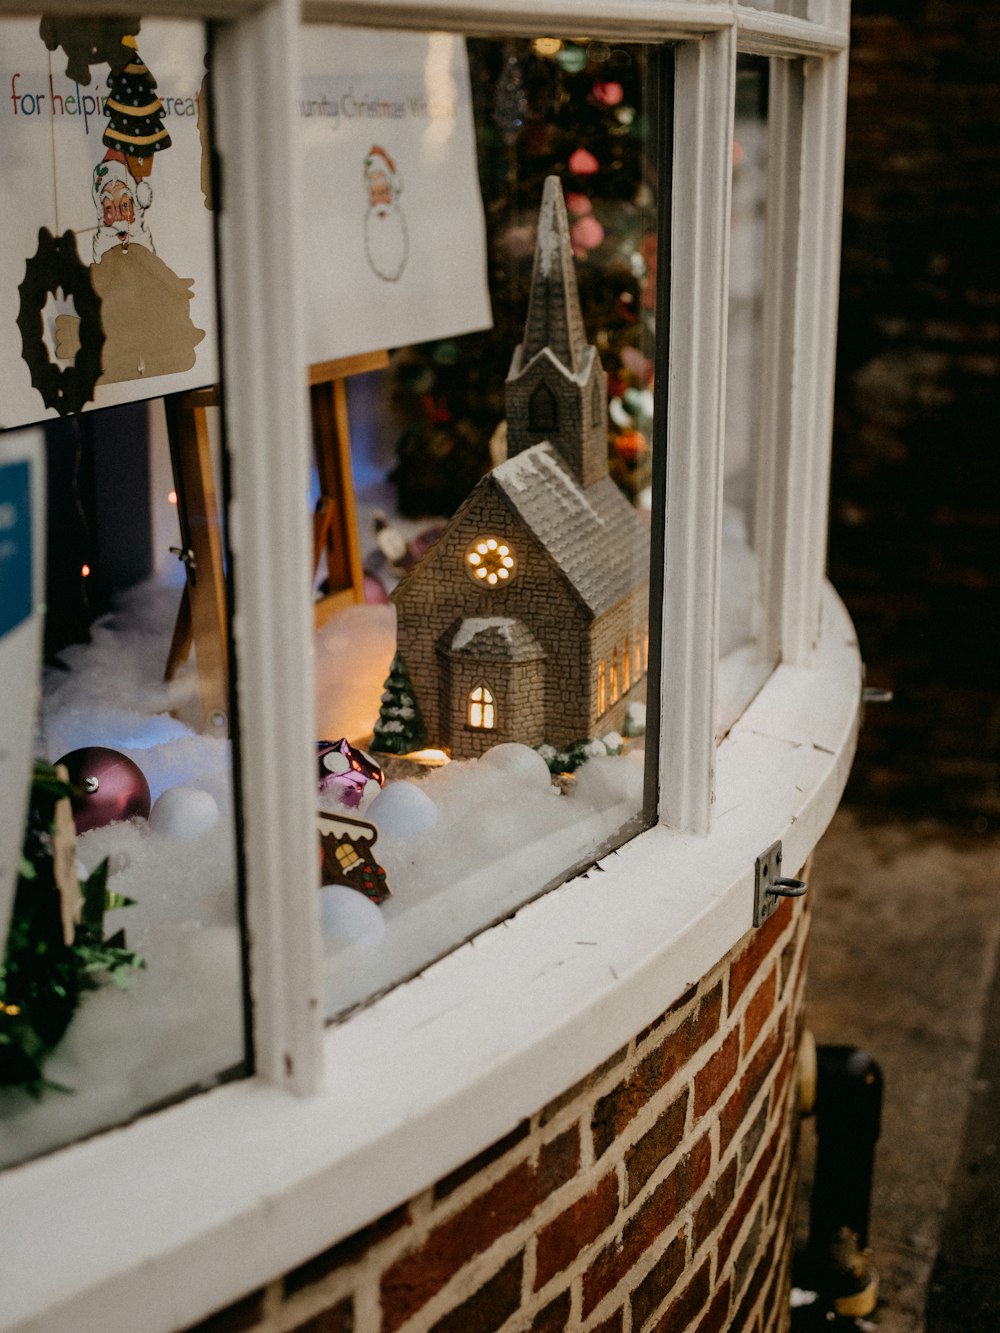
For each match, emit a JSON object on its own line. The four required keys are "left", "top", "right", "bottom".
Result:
{"left": 387, "top": 177, "right": 650, "bottom": 761}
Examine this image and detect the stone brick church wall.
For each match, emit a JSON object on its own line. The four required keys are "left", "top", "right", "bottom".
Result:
{"left": 187, "top": 895, "right": 808, "bottom": 1333}
{"left": 831, "top": 1, "right": 1000, "bottom": 822}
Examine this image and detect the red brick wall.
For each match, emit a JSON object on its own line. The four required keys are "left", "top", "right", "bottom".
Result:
{"left": 832, "top": 3, "right": 1000, "bottom": 821}
{"left": 189, "top": 894, "right": 809, "bottom": 1333}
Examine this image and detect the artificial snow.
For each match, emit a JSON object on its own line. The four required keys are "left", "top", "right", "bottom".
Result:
{"left": 0, "top": 577, "right": 244, "bottom": 1168}
{"left": 450, "top": 617, "right": 516, "bottom": 653}
{"left": 320, "top": 885, "right": 385, "bottom": 949}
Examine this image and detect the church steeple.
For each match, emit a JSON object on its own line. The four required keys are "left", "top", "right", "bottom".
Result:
{"left": 505, "top": 176, "right": 609, "bottom": 489}
{"left": 520, "top": 176, "right": 590, "bottom": 375}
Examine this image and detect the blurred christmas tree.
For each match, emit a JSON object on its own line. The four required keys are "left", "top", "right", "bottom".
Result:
{"left": 389, "top": 38, "right": 658, "bottom": 518}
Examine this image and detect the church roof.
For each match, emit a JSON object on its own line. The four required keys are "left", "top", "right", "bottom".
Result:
{"left": 490, "top": 443, "right": 649, "bottom": 617}
{"left": 516, "top": 176, "right": 590, "bottom": 377}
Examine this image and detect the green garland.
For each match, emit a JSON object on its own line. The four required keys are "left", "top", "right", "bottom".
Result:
{"left": 0, "top": 761, "right": 144, "bottom": 1096}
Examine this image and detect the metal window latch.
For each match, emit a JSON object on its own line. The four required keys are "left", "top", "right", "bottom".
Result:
{"left": 754, "top": 839, "right": 808, "bottom": 927}
{"left": 863, "top": 686, "right": 894, "bottom": 704}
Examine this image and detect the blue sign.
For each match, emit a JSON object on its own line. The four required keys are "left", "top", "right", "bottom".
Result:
{"left": 0, "top": 459, "right": 32, "bottom": 638}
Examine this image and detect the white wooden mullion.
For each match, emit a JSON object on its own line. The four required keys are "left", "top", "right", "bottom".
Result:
{"left": 754, "top": 57, "right": 804, "bottom": 666}
{"left": 779, "top": 48, "right": 848, "bottom": 664}
{"left": 658, "top": 29, "right": 736, "bottom": 836}
{"left": 213, "top": 0, "right": 324, "bottom": 1094}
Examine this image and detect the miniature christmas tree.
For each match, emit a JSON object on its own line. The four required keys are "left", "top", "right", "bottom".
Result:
{"left": 372, "top": 654, "right": 427, "bottom": 755}
{"left": 1, "top": 762, "right": 143, "bottom": 1095}
{"left": 102, "top": 35, "right": 171, "bottom": 180}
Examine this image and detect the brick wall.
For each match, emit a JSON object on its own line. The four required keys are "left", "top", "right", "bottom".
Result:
{"left": 188, "top": 894, "right": 808, "bottom": 1333}
{"left": 831, "top": 2, "right": 1000, "bottom": 821}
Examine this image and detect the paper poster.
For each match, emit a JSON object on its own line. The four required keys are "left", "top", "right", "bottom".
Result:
{"left": 300, "top": 29, "right": 492, "bottom": 365}
{"left": 0, "top": 19, "right": 217, "bottom": 429}
{"left": 0, "top": 429, "right": 45, "bottom": 951}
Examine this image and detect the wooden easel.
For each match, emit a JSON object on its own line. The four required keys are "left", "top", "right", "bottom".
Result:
{"left": 163, "top": 386, "right": 230, "bottom": 736}
{"left": 309, "top": 349, "right": 388, "bottom": 626}
{"left": 163, "top": 349, "right": 388, "bottom": 731}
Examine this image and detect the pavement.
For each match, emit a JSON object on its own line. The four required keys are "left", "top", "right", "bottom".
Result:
{"left": 795, "top": 806, "right": 1000, "bottom": 1331}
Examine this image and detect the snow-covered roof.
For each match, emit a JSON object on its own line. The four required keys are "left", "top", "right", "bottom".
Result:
{"left": 491, "top": 443, "right": 649, "bottom": 617}
{"left": 447, "top": 616, "right": 544, "bottom": 660}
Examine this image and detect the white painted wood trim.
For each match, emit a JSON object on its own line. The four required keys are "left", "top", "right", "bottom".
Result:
{"left": 213, "top": 0, "right": 324, "bottom": 1093}
{"left": 736, "top": 9, "right": 848, "bottom": 57}
{"left": 779, "top": 49, "right": 849, "bottom": 664}
{"left": 0, "top": 0, "right": 264, "bottom": 14}
{"left": 659, "top": 29, "right": 736, "bottom": 835}
{"left": 302, "top": 0, "right": 733, "bottom": 40}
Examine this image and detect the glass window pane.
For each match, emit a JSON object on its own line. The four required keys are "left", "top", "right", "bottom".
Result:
{"left": 0, "top": 18, "right": 246, "bottom": 1164}
{"left": 718, "top": 54, "right": 776, "bottom": 737}
{"left": 300, "top": 30, "right": 664, "bottom": 1018}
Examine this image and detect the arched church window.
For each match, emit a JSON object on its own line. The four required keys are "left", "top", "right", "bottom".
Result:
{"left": 529, "top": 382, "right": 558, "bottom": 432}
{"left": 598, "top": 660, "right": 607, "bottom": 714}
{"left": 468, "top": 684, "right": 496, "bottom": 730}
{"left": 610, "top": 649, "right": 620, "bottom": 703}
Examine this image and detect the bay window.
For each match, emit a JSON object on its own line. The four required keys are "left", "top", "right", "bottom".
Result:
{"left": 0, "top": 2, "right": 857, "bottom": 1328}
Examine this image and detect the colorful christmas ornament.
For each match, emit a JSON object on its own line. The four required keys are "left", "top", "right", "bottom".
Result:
{"left": 317, "top": 810, "right": 391, "bottom": 904}
{"left": 592, "top": 80, "right": 624, "bottom": 107}
{"left": 613, "top": 429, "right": 648, "bottom": 465}
{"left": 102, "top": 36, "right": 172, "bottom": 163}
{"left": 571, "top": 214, "right": 605, "bottom": 252}
{"left": 56, "top": 746, "right": 151, "bottom": 834}
{"left": 568, "top": 147, "right": 600, "bottom": 175}
{"left": 317, "top": 739, "right": 384, "bottom": 810}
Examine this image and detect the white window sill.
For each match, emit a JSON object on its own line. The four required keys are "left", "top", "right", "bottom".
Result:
{"left": 0, "top": 583, "right": 861, "bottom": 1333}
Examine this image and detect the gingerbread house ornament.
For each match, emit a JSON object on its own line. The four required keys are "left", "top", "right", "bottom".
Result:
{"left": 386, "top": 177, "right": 650, "bottom": 761}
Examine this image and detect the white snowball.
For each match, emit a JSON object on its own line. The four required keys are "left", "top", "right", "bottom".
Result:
{"left": 150, "top": 785, "right": 221, "bottom": 840}
{"left": 478, "top": 742, "right": 554, "bottom": 791}
{"left": 320, "top": 885, "right": 386, "bottom": 948}
{"left": 574, "top": 753, "right": 646, "bottom": 810}
{"left": 367, "top": 780, "right": 439, "bottom": 840}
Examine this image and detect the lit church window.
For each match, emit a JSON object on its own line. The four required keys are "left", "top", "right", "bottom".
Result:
{"left": 468, "top": 684, "right": 496, "bottom": 729}
{"left": 465, "top": 536, "right": 516, "bottom": 587}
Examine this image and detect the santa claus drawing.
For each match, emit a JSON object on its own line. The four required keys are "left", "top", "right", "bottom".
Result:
{"left": 56, "top": 146, "right": 205, "bottom": 385}
{"left": 363, "top": 144, "right": 408, "bottom": 283}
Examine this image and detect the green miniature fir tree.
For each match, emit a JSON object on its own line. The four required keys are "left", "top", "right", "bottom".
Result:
{"left": 372, "top": 654, "right": 427, "bottom": 755}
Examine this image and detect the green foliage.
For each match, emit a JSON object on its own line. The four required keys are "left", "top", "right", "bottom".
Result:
{"left": 372, "top": 653, "right": 428, "bottom": 755}
{"left": 535, "top": 735, "right": 622, "bottom": 775}
{"left": 0, "top": 761, "right": 143, "bottom": 1096}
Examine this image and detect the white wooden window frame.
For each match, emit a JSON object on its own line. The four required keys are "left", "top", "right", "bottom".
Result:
{"left": 0, "top": 3, "right": 856, "bottom": 1329}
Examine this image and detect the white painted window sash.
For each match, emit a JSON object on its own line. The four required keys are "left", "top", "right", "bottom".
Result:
{"left": 658, "top": 29, "right": 736, "bottom": 835}
{"left": 212, "top": 0, "right": 324, "bottom": 1094}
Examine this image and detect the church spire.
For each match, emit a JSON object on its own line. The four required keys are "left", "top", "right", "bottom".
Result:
{"left": 520, "top": 176, "right": 590, "bottom": 375}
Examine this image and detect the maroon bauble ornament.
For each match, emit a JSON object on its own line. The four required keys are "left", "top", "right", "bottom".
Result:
{"left": 57, "top": 746, "right": 151, "bottom": 833}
